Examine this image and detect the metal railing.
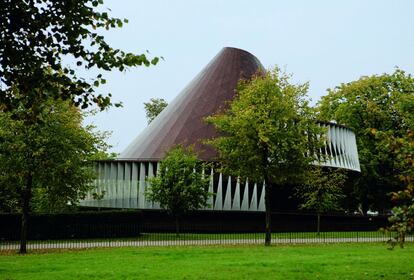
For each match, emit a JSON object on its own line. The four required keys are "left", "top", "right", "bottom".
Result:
{"left": 1, "top": 220, "right": 411, "bottom": 252}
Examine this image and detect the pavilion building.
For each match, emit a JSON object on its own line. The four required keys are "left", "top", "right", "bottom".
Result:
{"left": 80, "top": 47, "right": 360, "bottom": 211}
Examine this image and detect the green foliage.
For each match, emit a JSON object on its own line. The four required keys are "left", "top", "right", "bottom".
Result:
{"left": 0, "top": 99, "right": 111, "bottom": 213}
{"left": 0, "top": 0, "right": 159, "bottom": 114}
{"left": 143, "top": 98, "right": 168, "bottom": 124}
{"left": 387, "top": 200, "right": 414, "bottom": 249}
{"left": 206, "top": 67, "right": 325, "bottom": 245}
{"left": 206, "top": 67, "right": 325, "bottom": 185}
{"left": 379, "top": 130, "right": 414, "bottom": 248}
{"left": 317, "top": 69, "right": 414, "bottom": 212}
{"left": 146, "top": 146, "right": 211, "bottom": 219}
{"left": 0, "top": 1, "right": 151, "bottom": 252}
{"left": 296, "top": 167, "right": 346, "bottom": 213}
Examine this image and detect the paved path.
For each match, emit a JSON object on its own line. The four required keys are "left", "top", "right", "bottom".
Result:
{"left": 2, "top": 236, "right": 412, "bottom": 251}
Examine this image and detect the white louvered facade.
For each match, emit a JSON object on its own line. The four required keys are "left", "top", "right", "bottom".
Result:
{"left": 80, "top": 123, "right": 360, "bottom": 211}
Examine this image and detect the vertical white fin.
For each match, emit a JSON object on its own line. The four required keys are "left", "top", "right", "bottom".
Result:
{"left": 223, "top": 175, "right": 232, "bottom": 210}
{"left": 232, "top": 177, "right": 241, "bottom": 210}
{"left": 241, "top": 179, "right": 249, "bottom": 211}
{"left": 124, "top": 162, "right": 131, "bottom": 208}
{"left": 152, "top": 162, "right": 161, "bottom": 209}
{"left": 250, "top": 183, "right": 258, "bottom": 211}
{"left": 146, "top": 162, "right": 155, "bottom": 209}
{"left": 110, "top": 162, "right": 117, "bottom": 205}
{"left": 214, "top": 173, "right": 223, "bottom": 210}
{"left": 116, "top": 162, "right": 124, "bottom": 208}
{"left": 138, "top": 162, "right": 146, "bottom": 209}
{"left": 258, "top": 181, "right": 266, "bottom": 212}
{"left": 104, "top": 162, "right": 111, "bottom": 207}
{"left": 206, "top": 168, "right": 214, "bottom": 210}
{"left": 131, "top": 162, "right": 139, "bottom": 208}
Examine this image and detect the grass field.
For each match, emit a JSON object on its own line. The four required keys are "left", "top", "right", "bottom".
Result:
{"left": 0, "top": 243, "right": 413, "bottom": 280}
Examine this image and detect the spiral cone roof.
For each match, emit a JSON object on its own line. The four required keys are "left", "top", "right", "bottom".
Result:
{"left": 119, "top": 47, "right": 263, "bottom": 161}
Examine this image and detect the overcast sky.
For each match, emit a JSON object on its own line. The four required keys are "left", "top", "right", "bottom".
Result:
{"left": 84, "top": 0, "right": 414, "bottom": 154}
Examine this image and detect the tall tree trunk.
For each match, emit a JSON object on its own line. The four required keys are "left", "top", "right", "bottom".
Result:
{"left": 20, "top": 173, "right": 32, "bottom": 254}
{"left": 175, "top": 215, "right": 180, "bottom": 238}
{"left": 261, "top": 146, "right": 272, "bottom": 246}
{"left": 317, "top": 212, "right": 321, "bottom": 236}
{"left": 265, "top": 182, "right": 272, "bottom": 246}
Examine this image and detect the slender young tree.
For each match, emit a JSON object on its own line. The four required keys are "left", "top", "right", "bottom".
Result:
{"left": 146, "top": 146, "right": 211, "bottom": 236}
{"left": 296, "top": 167, "right": 346, "bottom": 235}
{"left": 383, "top": 130, "right": 414, "bottom": 248}
{"left": 374, "top": 97, "right": 414, "bottom": 247}
{"left": 206, "top": 67, "right": 325, "bottom": 246}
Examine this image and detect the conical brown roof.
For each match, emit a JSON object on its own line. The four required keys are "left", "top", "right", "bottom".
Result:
{"left": 119, "top": 47, "right": 263, "bottom": 161}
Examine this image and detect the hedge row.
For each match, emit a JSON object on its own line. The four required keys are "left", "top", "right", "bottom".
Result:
{"left": 0, "top": 210, "right": 389, "bottom": 240}
{"left": 0, "top": 210, "right": 142, "bottom": 240}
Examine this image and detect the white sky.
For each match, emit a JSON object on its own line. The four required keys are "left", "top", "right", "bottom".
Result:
{"left": 83, "top": 0, "right": 414, "bottom": 154}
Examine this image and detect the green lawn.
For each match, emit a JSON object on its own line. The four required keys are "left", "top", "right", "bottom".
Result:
{"left": 1, "top": 244, "right": 413, "bottom": 280}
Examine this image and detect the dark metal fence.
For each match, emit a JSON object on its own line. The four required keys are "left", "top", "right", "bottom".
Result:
{"left": 1, "top": 210, "right": 412, "bottom": 252}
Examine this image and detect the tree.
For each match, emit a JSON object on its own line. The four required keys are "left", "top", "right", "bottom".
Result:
{"left": 206, "top": 68, "right": 325, "bottom": 246}
{"left": 146, "top": 146, "right": 211, "bottom": 236}
{"left": 383, "top": 131, "right": 414, "bottom": 248}
{"left": 0, "top": 0, "right": 158, "bottom": 254}
{"left": 296, "top": 167, "right": 346, "bottom": 235}
{"left": 375, "top": 97, "right": 414, "bottom": 247}
{"left": 317, "top": 69, "right": 414, "bottom": 213}
{"left": 0, "top": 0, "right": 159, "bottom": 114}
{"left": 143, "top": 98, "right": 168, "bottom": 124}
{"left": 0, "top": 99, "right": 111, "bottom": 252}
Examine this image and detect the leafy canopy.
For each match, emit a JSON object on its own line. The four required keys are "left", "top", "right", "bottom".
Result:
{"left": 378, "top": 130, "right": 414, "bottom": 248}
{"left": 206, "top": 67, "right": 325, "bottom": 246}
{"left": 206, "top": 67, "right": 325, "bottom": 185}
{"left": 143, "top": 98, "right": 168, "bottom": 124}
{"left": 146, "top": 146, "right": 211, "bottom": 218}
{"left": 317, "top": 69, "right": 414, "bottom": 211}
{"left": 0, "top": 99, "right": 111, "bottom": 213}
{"left": 296, "top": 167, "right": 346, "bottom": 213}
{"left": 0, "top": 0, "right": 159, "bottom": 114}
